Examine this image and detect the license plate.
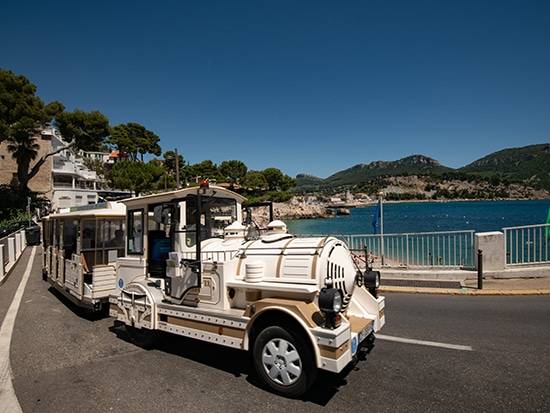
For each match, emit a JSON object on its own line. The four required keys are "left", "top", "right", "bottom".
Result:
{"left": 358, "top": 324, "right": 373, "bottom": 343}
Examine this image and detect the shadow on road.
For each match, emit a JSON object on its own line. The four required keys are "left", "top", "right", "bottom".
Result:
{"left": 109, "top": 321, "right": 375, "bottom": 406}
{"left": 46, "top": 286, "right": 110, "bottom": 321}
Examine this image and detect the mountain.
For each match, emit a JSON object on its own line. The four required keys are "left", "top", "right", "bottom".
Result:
{"left": 460, "top": 144, "right": 550, "bottom": 188}
{"left": 295, "top": 144, "right": 550, "bottom": 191}
{"left": 322, "top": 155, "right": 453, "bottom": 187}
{"left": 295, "top": 174, "right": 324, "bottom": 190}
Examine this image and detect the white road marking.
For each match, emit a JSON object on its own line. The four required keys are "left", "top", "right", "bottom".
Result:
{"left": 377, "top": 333, "right": 473, "bottom": 351}
{"left": 0, "top": 246, "right": 36, "bottom": 413}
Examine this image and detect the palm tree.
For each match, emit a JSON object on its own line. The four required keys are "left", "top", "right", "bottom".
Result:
{"left": 6, "top": 119, "right": 41, "bottom": 193}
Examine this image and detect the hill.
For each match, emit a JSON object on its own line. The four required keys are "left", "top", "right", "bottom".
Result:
{"left": 322, "top": 155, "right": 453, "bottom": 187}
{"left": 295, "top": 173, "right": 324, "bottom": 190}
{"left": 295, "top": 144, "right": 550, "bottom": 196}
{"left": 460, "top": 143, "right": 550, "bottom": 189}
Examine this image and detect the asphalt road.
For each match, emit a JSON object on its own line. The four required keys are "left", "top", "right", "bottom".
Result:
{"left": 2, "top": 248, "right": 550, "bottom": 412}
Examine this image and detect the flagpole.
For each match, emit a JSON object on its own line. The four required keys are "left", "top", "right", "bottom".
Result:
{"left": 379, "top": 191, "right": 385, "bottom": 266}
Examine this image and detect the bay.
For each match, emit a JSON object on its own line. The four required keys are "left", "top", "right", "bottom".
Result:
{"left": 286, "top": 199, "right": 550, "bottom": 235}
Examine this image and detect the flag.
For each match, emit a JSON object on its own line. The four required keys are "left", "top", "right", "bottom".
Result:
{"left": 372, "top": 202, "right": 380, "bottom": 234}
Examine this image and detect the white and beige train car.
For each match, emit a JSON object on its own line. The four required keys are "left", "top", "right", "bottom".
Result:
{"left": 110, "top": 185, "right": 385, "bottom": 397}
{"left": 42, "top": 202, "right": 126, "bottom": 311}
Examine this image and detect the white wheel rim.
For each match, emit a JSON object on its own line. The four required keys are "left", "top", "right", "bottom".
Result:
{"left": 261, "top": 338, "right": 302, "bottom": 386}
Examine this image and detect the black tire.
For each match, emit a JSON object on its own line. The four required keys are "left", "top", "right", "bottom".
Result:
{"left": 252, "top": 325, "right": 317, "bottom": 398}
{"left": 124, "top": 324, "right": 158, "bottom": 349}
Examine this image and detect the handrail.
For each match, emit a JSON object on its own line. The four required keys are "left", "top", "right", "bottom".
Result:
{"left": 502, "top": 223, "right": 550, "bottom": 230}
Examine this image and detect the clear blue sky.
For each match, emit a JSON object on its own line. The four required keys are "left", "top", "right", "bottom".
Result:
{"left": 2, "top": 0, "right": 549, "bottom": 178}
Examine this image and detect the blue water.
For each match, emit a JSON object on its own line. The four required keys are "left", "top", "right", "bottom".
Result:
{"left": 287, "top": 199, "right": 550, "bottom": 235}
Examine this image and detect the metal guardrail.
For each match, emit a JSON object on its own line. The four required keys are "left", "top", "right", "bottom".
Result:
{"left": 299, "top": 230, "right": 476, "bottom": 268}
{"left": 0, "top": 228, "right": 27, "bottom": 278}
{"left": 503, "top": 223, "right": 550, "bottom": 265}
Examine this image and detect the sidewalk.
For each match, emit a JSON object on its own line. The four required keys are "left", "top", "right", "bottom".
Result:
{"left": 380, "top": 277, "right": 550, "bottom": 295}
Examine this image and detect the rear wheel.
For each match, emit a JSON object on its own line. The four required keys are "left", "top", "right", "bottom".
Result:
{"left": 252, "top": 325, "right": 317, "bottom": 398}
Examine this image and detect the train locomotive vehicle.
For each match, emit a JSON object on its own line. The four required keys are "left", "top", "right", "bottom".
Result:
{"left": 110, "top": 183, "right": 385, "bottom": 397}
{"left": 42, "top": 202, "right": 126, "bottom": 311}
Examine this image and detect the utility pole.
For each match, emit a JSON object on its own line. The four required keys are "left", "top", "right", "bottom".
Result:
{"left": 27, "top": 196, "right": 31, "bottom": 227}
{"left": 174, "top": 148, "right": 180, "bottom": 189}
{"left": 379, "top": 191, "right": 385, "bottom": 266}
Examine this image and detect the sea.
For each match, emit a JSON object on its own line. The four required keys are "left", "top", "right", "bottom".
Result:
{"left": 286, "top": 199, "right": 550, "bottom": 235}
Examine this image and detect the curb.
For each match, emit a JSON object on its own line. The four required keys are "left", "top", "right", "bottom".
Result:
{"left": 379, "top": 286, "right": 550, "bottom": 296}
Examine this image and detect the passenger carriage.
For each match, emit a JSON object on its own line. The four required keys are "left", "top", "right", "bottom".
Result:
{"left": 42, "top": 202, "right": 126, "bottom": 311}
{"left": 110, "top": 183, "right": 385, "bottom": 397}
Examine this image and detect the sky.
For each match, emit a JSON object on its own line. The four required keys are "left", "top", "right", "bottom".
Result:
{"left": 1, "top": 0, "right": 549, "bottom": 178}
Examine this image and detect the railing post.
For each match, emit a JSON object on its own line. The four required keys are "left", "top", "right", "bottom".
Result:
{"left": 0, "top": 246, "right": 4, "bottom": 281}
{"left": 405, "top": 234, "right": 409, "bottom": 267}
{"left": 15, "top": 232, "right": 21, "bottom": 259}
{"left": 477, "top": 249, "right": 483, "bottom": 289}
{"left": 503, "top": 229, "right": 507, "bottom": 265}
{"left": 8, "top": 237, "right": 15, "bottom": 265}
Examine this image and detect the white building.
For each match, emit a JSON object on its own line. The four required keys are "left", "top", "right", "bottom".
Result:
{"left": 47, "top": 128, "right": 130, "bottom": 210}
{"left": 47, "top": 129, "right": 101, "bottom": 209}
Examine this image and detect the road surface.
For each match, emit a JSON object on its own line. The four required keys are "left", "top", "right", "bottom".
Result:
{"left": 1, "top": 248, "right": 549, "bottom": 412}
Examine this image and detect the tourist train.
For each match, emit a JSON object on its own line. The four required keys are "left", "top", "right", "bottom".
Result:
{"left": 42, "top": 202, "right": 126, "bottom": 311}
{"left": 42, "top": 183, "right": 385, "bottom": 397}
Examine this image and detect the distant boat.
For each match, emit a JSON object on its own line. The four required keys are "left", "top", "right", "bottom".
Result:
{"left": 336, "top": 207, "right": 351, "bottom": 216}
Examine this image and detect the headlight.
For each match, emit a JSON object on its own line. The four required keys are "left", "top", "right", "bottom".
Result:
{"left": 319, "top": 287, "right": 342, "bottom": 314}
{"left": 363, "top": 270, "right": 380, "bottom": 289}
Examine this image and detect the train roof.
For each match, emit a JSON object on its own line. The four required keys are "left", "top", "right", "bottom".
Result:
{"left": 120, "top": 185, "right": 246, "bottom": 208}
{"left": 44, "top": 202, "right": 126, "bottom": 220}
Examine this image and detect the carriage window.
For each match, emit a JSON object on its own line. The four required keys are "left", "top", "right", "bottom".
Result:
{"left": 43, "top": 221, "right": 50, "bottom": 248}
{"left": 48, "top": 220, "right": 54, "bottom": 247}
{"left": 62, "top": 219, "right": 78, "bottom": 259}
{"left": 81, "top": 219, "right": 96, "bottom": 271}
{"left": 82, "top": 220, "right": 95, "bottom": 249}
{"left": 185, "top": 197, "right": 237, "bottom": 247}
{"left": 97, "top": 218, "right": 125, "bottom": 264}
{"left": 128, "top": 210, "right": 144, "bottom": 254}
{"left": 53, "top": 220, "right": 61, "bottom": 248}
{"left": 103, "top": 219, "right": 125, "bottom": 255}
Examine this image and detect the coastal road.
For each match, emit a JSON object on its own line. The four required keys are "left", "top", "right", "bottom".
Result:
{"left": 2, "top": 248, "right": 550, "bottom": 412}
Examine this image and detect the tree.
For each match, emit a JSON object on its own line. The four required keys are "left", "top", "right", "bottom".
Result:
{"left": 108, "top": 160, "right": 164, "bottom": 196}
{"left": 163, "top": 150, "right": 186, "bottom": 185}
{"left": 186, "top": 160, "right": 220, "bottom": 181}
{"left": 55, "top": 110, "right": 110, "bottom": 151}
{"left": 109, "top": 122, "right": 161, "bottom": 161}
{"left": 241, "top": 171, "right": 268, "bottom": 191}
{"left": 21, "top": 109, "right": 110, "bottom": 193}
{"left": 260, "top": 167, "right": 296, "bottom": 191}
{"left": 0, "top": 69, "right": 49, "bottom": 147}
{"left": 280, "top": 174, "right": 296, "bottom": 191}
{"left": 219, "top": 160, "right": 247, "bottom": 184}
{"left": 0, "top": 69, "right": 110, "bottom": 192}
{"left": 262, "top": 167, "right": 285, "bottom": 191}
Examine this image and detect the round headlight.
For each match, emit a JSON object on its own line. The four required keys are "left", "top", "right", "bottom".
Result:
{"left": 319, "top": 287, "right": 343, "bottom": 314}
{"left": 333, "top": 291, "right": 342, "bottom": 312}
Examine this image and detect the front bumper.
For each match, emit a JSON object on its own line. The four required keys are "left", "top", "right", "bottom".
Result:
{"left": 109, "top": 291, "right": 153, "bottom": 329}
{"left": 311, "top": 315, "right": 375, "bottom": 373}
